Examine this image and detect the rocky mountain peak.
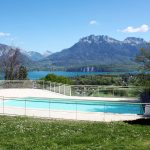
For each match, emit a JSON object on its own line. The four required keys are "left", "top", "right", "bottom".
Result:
{"left": 123, "top": 37, "right": 145, "bottom": 45}
{"left": 79, "top": 35, "right": 120, "bottom": 44}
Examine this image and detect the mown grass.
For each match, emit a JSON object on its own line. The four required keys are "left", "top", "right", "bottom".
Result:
{"left": 0, "top": 116, "right": 150, "bottom": 150}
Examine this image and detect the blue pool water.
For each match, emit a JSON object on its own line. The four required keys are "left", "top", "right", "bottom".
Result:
{"left": 2, "top": 98, "right": 144, "bottom": 114}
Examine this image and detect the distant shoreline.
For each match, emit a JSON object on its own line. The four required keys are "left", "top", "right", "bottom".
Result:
{"left": 1, "top": 70, "right": 149, "bottom": 80}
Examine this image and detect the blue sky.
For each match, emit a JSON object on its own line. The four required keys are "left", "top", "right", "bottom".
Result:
{"left": 0, "top": 0, "right": 150, "bottom": 53}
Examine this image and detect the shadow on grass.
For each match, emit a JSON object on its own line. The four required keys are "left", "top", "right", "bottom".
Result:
{"left": 125, "top": 118, "right": 150, "bottom": 125}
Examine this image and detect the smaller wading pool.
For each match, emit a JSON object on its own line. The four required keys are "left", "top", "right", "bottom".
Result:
{"left": 0, "top": 98, "right": 144, "bottom": 115}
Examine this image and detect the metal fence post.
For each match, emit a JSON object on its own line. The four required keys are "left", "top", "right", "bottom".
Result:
{"left": 3, "top": 96, "right": 4, "bottom": 114}
{"left": 54, "top": 83, "right": 55, "bottom": 92}
{"left": 97, "top": 86, "right": 99, "bottom": 96}
{"left": 49, "top": 100, "right": 51, "bottom": 118}
{"left": 25, "top": 98, "right": 26, "bottom": 116}
{"left": 113, "top": 88, "right": 114, "bottom": 97}
{"left": 70, "top": 86, "right": 72, "bottom": 96}
{"left": 92, "top": 87, "right": 94, "bottom": 97}
{"left": 32, "top": 81, "right": 33, "bottom": 89}
{"left": 84, "top": 86, "right": 86, "bottom": 96}
{"left": 49, "top": 82, "right": 51, "bottom": 91}
{"left": 43, "top": 80, "right": 44, "bottom": 90}
{"left": 103, "top": 103, "right": 105, "bottom": 122}
{"left": 76, "top": 102, "right": 77, "bottom": 120}
{"left": 59, "top": 84, "right": 61, "bottom": 94}
{"left": 64, "top": 84, "right": 66, "bottom": 95}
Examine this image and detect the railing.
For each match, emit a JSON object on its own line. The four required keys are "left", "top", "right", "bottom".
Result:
{"left": 70, "top": 85, "right": 142, "bottom": 98}
{"left": 0, "top": 80, "right": 71, "bottom": 96}
{"left": 0, "top": 80, "right": 143, "bottom": 97}
{"left": 0, "top": 96, "right": 148, "bottom": 122}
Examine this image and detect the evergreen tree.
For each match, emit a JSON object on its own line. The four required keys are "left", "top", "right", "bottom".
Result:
{"left": 17, "top": 66, "right": 28, "bottom": 80}
{"left": 136, "top": 44, "right": 150, "bottom": 105}
{"left": 136, "top": 44, "right": 150, "bottom": 70}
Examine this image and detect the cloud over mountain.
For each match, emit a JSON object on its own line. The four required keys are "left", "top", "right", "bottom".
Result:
{"left": 0, "top": 32, "right": 10, "bottom": 38}
{"left": 120, "top": 24, "right": 149, "bottom": 33}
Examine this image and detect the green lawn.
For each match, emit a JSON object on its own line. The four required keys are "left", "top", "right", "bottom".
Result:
{"left": 0, "top": 116, "right": 150, "bottom": 150}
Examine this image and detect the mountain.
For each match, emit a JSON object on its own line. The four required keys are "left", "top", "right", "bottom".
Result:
{"left": 123, "top": 37, "right": 145, "bottom": 45}
{"left": 43, "top": 50, "right": 52, "bottom": 57}
{"left": 41, "top": 35, "right": 147, "bottom": 67}
{"left": 0, "top": 44, "right": 34, "bottom": 68}
{"left": 23, "top": 51, "right": 44, "bottom": 61}
{"left": 0, "top": 44, "right": 53, "bottom": 70}
{"left": 0, "top": 43, "right": 12, "bottom": 56}
{"left": 23, "top": 50, "right": 52, "bottom": 61}
{"left": 0, "top": 35, "right": 148, "bottom": 71}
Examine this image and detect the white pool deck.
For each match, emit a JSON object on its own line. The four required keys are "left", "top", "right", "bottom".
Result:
{"left": 0, "top": 88, "right": 142, "bottom": 122}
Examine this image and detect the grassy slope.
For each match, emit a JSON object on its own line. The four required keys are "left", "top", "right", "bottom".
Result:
{"left": 0, "top": 116, "right": 150, "bottom": 150}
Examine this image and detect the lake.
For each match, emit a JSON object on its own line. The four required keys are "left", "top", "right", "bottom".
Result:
{"left": 0, "top": 70, "right": 147, "bottom": 80}
{"left": 28, "top": 71, "right": 136, "bottom": 80}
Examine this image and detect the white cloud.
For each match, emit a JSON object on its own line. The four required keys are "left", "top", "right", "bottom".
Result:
{"left": 89, "top": 20, "right": 98, "bottom": 25}
{"left": 120, "top": 24, "right": 149, "bottom": 33}
{"left": 0, "top": 32, "right": 11, "bottom": 38}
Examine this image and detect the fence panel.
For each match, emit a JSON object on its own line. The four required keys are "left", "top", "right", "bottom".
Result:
{"left": 0, "top": 96, "right": 146, "bottom": 121}
{"left": 0, "top": 80, "right": 142, "bottom": 97}
{"left": 25, "top": 98, "right": 50, "bottom": 118}
{"left": 70, "top": 85, "right": 141, "bottom": 98}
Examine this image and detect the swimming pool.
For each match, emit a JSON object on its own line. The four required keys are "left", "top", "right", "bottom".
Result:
{"left": 1, "top": 98, "right": 144, "bottom": 115}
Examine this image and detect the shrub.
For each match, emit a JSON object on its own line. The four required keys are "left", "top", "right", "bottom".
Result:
{"left": 140, "top": 88, "right": 150, "bottom": 104}
{"left": 43, "top": 74, "right": 72, "bottom": 84}
{"left": 140, "top": 88, "right": 150, "bottom": 114}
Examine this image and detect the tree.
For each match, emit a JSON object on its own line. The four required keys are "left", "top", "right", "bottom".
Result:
{"left": 135, "top": 45, "right": 150, "bottom": 86}
{"left": 1, "top": 48, "right": 20, "bottom": 80}
{"left": 0, "top": 47, "right": 28, "bottom": 80}
{"left": 136, "top": 44, "right": 150, "bottom": 106}
{"left": 136, "top": 45, "right": 150, "bottom": 70}
{"left": 17, "top": 65, "right": 28, "bottom": 80}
